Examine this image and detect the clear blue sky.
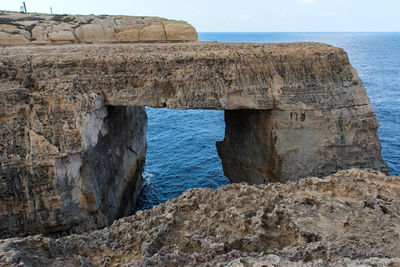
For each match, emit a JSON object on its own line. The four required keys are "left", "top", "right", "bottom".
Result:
{"left": 2, "top": 0, "right": 400, "bottom": 32}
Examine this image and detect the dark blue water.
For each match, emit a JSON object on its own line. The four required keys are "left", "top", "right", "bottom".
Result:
{"left": 136, "top": 33, "right": 400, "bottom": 211}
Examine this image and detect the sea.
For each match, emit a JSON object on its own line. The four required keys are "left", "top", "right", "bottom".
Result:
{"left": 135, "top": 32, "right": 400, "bottom": 211}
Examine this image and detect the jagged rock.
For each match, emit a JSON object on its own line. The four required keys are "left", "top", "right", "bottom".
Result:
{"left": 0, "top": 41, "right": 388, "bottom": 238}
{"left": 0, "top": 12, "right": 197, "bottom": 46}
{"left": 0, "top": 169, "right": 399, "bottom": 266}
{"left": 0, "top": 87, "right": 148, "bottom": 238}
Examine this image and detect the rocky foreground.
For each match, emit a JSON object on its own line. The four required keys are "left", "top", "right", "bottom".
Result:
{"left": 0, "top": 169, "right": 399, "bottom": 266}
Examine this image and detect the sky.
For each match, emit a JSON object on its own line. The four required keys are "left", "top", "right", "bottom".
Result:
{"left": 2, "top": 0, "right": 400, "bottom": 32}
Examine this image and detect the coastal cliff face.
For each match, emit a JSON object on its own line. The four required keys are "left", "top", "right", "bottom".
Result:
{"left": 0, "top": 34, "right": 388, "bottom": 237}
{"left": 213, "top": 43, "right": 388, "bottom": 183}
{"left": 0, "top": 75, "right": 147, "bottom": 238}
{"left": 1, "top": 169, "right": 399, "bottom": 266}
{"left": 0, "top": 42, "right": 372, "bottom": 110}
{"left": 0, "top": 11, "right": 197, "bottom": 46}
{"left": 217, "top": 106, "right": 386, "bottom": 183}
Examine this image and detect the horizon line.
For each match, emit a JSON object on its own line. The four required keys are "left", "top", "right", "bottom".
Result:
{"left": 198, "top": 31, "right": 400, "bottom": 33}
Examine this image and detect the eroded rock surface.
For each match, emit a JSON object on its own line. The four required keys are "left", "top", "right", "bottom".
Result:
{"left": 0, "top": 42, "right": 371, "bottom": 110}
{"left": 0, "top": 79, "right": 148, "bottom": 238}
{"left": 217, "top": 107, "right": 387, "bottom": 183}
{"left": 0, "top": 41, "right": 388, "bottom": 238}
{"left": 0, "top": 169, "right": 399, "bottom": 266}
{"left": 0, "top": 11, "right": 197, "bottom": 46}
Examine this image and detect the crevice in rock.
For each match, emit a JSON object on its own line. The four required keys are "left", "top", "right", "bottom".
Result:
{"left": 44, "top": 105, "right": 148, "bottom": 238}
{"left": 79, "top": 105, "right": 147, "bottom": 224}
{"left": 115, "top": 153, "right": 146, "bottom": 219}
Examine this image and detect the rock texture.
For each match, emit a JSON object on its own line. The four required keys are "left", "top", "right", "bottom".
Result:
{"left": 0, "top": 41, "right": 388, "bottom": 238}
{"left": 0, "top": 42, "right": 382, "bottom": 110}
{"left": 0, "top": 82, "right": 148, "bottom": 238}
{"left": 0, "top": 169, "right": 399, "bottom": 266}
{"left": 0, "top": 11, "right": 197, "bottom": 46}
{"left": 217, "top": 107, "right": 387, "bottom": 183}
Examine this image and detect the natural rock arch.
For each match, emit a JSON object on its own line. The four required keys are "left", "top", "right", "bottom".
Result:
{"left": 0, "top": 39, "right": 388, "bottom": 238}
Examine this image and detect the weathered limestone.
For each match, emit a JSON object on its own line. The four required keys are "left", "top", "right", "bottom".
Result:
{"left": 0, "top": 42, "right": 373, "bottom": 110}
{"left": 0, "top": 82, "right": 148, "bottom": 238}
{"left": 217, "top": 106, "right": 387, "bottom": 183}
{"left": 1, "top": 169, "right": 399, "bottom": 266}
{"left": 0, "top": 41, "right": 388, "bottom": 238}
{"left": 0, "top": 11, "right": 197, "bottom": 46}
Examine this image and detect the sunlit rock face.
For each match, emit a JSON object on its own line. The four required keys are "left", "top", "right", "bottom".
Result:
{"left": 0, "top": 36, "right": 387, "bottom": 238}
{"left": 0, "top": 11, "right": 198, "bottom": 46}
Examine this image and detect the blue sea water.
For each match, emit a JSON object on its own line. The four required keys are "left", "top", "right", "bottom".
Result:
{"left": 136, "top": 32, "right": 400, "bottom": 211}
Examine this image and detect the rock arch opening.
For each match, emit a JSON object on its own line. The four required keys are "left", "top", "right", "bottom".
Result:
{"left": 135, "top": 107, "right": 229, "bottom": 211}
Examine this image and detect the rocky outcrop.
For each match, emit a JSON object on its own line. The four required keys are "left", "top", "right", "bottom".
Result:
{"left": 217, "top": 107, "right": 387, "bottom": 183}
{"left": 0, "top": 41, "right": 388, "bottom": 238}
{"left": 0, "top": 169, "right": 399, "bottom": 266}
{"left": 0, "top": 83, "right": 147, "bottom": 238}
{"left": 3, "top": 42, "right": 386, "bottom": 181}
{"left": 0, "top": 11, "right": 197, "bottom": 46}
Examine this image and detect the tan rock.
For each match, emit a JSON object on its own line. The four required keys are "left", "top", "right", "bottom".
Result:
{"left": 115, "top": 26, "right": 140, "bottom": 42}
{"left": 0, "top": 169, "right": 399, "bottom": 266}
{"left": 31, "top": 25, "right": 47, "bottom": 41}
{"left": 164, "top": 21, "right": 198, "bottom": 41}
{"left": 0, "top": 31, "right": 30, "bottom": 46}
{"left": 0, "top": 79, "right": 147, "bottom": 238}
{"left": 0, "top": 12, "right": 198, "bottom": 46}
{"left": 0, "top": 24, "right": 19, "bottom": 32}
{"left": 74, "top": 24, "right": 116, "bottom": 43}
{"left": 217, "top": 106, "right": 387, "bottom": 183}
{"left": 139, "top": 22, "right": 166, "bottom": 41}
{"left": 47, "top": 30, "right": 76, "bottom": 42}
{"left": 0, "top": 42, "right": 388, "bottom": 238}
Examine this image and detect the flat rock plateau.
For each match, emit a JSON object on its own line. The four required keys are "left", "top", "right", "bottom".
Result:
{"left": 1, "top": 169, "right": 399, "bottom": 266}
{"left": 0, "top": 11, "right": 197, "bottom": 46}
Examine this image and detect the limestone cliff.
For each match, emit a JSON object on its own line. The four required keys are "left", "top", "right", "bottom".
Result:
{"left": 0, "top": 84, "right": 148, "bottom": 238}
{"left": 0, "top": 11, "right": 197, "bottom": 46}
{"left": 0, "top": 42, "right": 371, "bottom": 110}
{"left": 0, "top": 40, "right": 388, "bottom": 238}
{"left": 0, "top": 169, "right": 399, "bottom": 266}
{"left": 217, "top": 107, "right": 387, "bottom": 183}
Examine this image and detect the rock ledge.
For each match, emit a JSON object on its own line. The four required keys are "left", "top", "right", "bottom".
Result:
{"left": 0, "top": 11, "right": 197, "bottom": 46}
{"left": 0, "top": 169, "right": 399, "bottom": 266}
